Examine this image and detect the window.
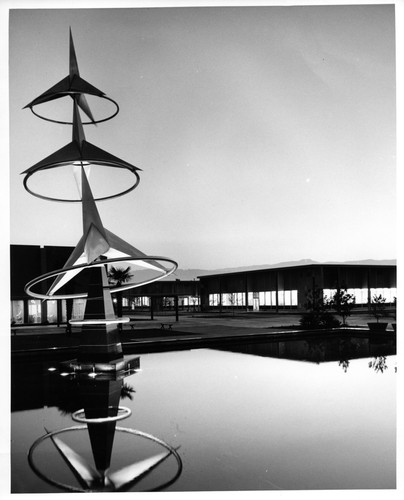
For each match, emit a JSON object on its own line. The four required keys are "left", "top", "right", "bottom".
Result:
{"left": 371, "top": 288, "right": 396, "bottom": 304}
{"left": 28, "top": 300, "right": 41, "bottom": 324}
{"left": 11, "top": 300, "right": 24, "bottom": 324}
{"left": 61, "top": 300, "right": 67, "bottom": 322}
{"left": 323, "top": 289, "right": 337, "bottom": 302}
{"left": 72, "top": 299, "right": 87, "bottom": 320}
{"left": 277, "top": 290, "right": 298, "bottom": 307}
{"left": 47, "top": 300, "right": 58, "bottom": 323}
{"left": 209, "top": 294, "right": 220, "bottom": 306}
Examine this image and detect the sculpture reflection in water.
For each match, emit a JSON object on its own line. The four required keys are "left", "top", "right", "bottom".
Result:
{"left": 22, "top": 30, "right": 181, "bottom": 492}
{"left": 28, "top": 357, "right": 182, "bottom": 492}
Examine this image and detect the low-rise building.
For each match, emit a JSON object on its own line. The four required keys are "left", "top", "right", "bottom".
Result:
{"left": 10, "top": 245, "right": 396, "bottom": 323}
{"left": 198, "top": 263, "right": 396, "bottom": 313}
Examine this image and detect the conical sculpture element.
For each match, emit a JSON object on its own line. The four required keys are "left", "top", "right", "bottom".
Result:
{"left": 22, "top": 101, "right": 141, "bottom": 202}
{"left": 24, "top": 28, "right": 119, "bottom": 125}
{"left": 39, "top": 162, "right": 172, "bottom": 300}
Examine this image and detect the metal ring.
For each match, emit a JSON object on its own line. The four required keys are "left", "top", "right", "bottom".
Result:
{"left": 69, "top": 317, "right": 130, "bottom": 325}
{"left": 28, "top": 425, "right": 183, "bottom": 492}
{"left": 72, "top": 406, "right": 131, "bottom": 423}
{"left": 22, "top": 166, "right": 140, "bottom": 203}
{"left": 27, "top": 94, "right": 120, "bottom": 125}
{"left": 24, "top": 255, "right": 178, "bottom": 300}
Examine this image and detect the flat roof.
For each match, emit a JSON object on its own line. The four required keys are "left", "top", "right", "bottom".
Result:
{"left": 197, "top": 262, "right": 396, "bottom": 280}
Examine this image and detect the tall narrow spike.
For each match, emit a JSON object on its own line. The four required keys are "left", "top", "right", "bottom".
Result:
{"left": 69, "top": 27, "right": 80, "bottom": 79}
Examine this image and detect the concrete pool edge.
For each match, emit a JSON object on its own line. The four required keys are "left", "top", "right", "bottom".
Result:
{"left": 11, "top": 327, "right": 396, "bottom": 358}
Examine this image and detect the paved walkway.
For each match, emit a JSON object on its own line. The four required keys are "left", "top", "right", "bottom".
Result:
{"left": 11, "top": 312, "right": 395, "bottom": 354}
{"left": 11, "top": 312, "right": 382, "bottom": 334}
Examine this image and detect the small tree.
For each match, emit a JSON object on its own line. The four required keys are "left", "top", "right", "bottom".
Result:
{"left": 107, "top": 266, "right": 134, "bottom": 321}
{"left": 227, "top": 293, "right": 237, "bottom": 316}
{"left": 370, "top": 294, "right": 387, "bottom": 323}
{"left": 329, "top": 289, "right": 355, "bottom": 326}
{"left": 368, "top": 356, "right": 388, "bottom": 373}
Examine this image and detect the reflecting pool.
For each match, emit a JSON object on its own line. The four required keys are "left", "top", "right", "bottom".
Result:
{"left": 11, "top": 333, "right": 396, "bottom": 492}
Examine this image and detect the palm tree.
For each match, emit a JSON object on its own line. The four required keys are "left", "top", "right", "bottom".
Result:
{"left": 107, "top": 266, "right": 134, "bottom": 320}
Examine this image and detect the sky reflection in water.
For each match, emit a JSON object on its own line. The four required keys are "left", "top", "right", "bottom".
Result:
{"left": 11, "top": 336, "right": 396, "bottom": 492}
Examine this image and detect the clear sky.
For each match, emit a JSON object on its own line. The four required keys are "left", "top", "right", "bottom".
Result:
{"left": 7, "top": 1, "right": 397, "bottom": 269}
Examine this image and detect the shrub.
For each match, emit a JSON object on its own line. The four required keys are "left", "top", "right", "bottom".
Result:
{"left": 300, "top": 311, "right": 341, "bottom": 329}
{"left": 300, "top": 286, "right": 340, "bottom": 330}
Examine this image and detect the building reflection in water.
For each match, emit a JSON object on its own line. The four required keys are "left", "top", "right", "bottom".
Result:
{"left": 216, "top": 333, "right": 396, "bottom": 373}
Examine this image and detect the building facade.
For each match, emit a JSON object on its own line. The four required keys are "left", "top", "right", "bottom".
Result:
{"left": 10, "top": 245, "right": 396, "bottom": 324}
{"left": 198, "top": 263, "right": 396, "bottom": 313}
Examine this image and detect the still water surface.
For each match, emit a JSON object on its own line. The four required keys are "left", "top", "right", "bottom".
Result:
{"left": 11, "top": 334, "right": 396, "bottom": 492}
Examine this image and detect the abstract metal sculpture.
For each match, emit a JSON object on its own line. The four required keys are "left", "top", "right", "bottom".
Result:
{"left": 22, "top": 31, "right": 182, "bottom": 492}
{"left": 23, "top": 29, "right": 178, "bottom": 356}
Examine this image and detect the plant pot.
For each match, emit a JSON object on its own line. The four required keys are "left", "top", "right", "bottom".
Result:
{"left": 367, "top": 322, "right": 388, "bottom": 332}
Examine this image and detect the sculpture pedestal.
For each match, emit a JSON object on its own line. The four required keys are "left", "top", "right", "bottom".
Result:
{"left": 75, "top": 265, "right": 123, "bottom": 364}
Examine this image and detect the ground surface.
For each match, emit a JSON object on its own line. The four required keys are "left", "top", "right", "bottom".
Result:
{"left": 10, "top": 311, "right": 395, "bottom": 355}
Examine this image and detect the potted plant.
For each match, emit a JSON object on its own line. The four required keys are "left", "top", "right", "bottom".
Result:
{"left": 368, "top": 294, "right": 388, "bottom": 332}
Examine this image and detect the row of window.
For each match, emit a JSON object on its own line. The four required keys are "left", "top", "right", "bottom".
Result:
{"left": 10, "top": 289, "right": 396, "bottom": 324}
{"left": 209, "top": 288, "right": 397, "bottom": 309}
{"left": 10, "top": 299, "right": 85, "bottom": 325}
{"left": 209, "top": 290, "right": 299, "bottom": 307}
{"left": 122, "top": 296, "right": 200, "bottom": 308}
{"left": 323, "top": 288, "right": 397, "bottom": 305}
{"left": 10, "top": 295, "right": 202, "bottom": 324}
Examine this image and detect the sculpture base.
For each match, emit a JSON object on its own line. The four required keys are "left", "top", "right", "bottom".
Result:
{"left": 78, "top": 323, "right": 123, "bottom": 364}
{"left": 77, "top": 265, "right": 124, "bottom": 363}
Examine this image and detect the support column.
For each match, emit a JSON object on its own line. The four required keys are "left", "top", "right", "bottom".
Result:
{"left": 219, "top": 277, "right": 222, "bottom": 314}
{"left": 275, "top": 271, "right": 279, "bottom": 313}
{"left": 23, "top": 300, "right": 29, "bottom": 325}
{"left": 57, "top": 300, "right": 62, "bottom": 327}
{"left": 66, "top": 299, "right": 73, "bottom": 334}
{"left": 77, "top": 265, "right": 122, "bottom": 364}
{"left": 175, "top": 295, "right": 179, "bottom": 322}
{"left": 41, "top": 300, "right": 47, "bottom": 324}
{"left": 244, "top": 273, "right": 248, "bottom": 312}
